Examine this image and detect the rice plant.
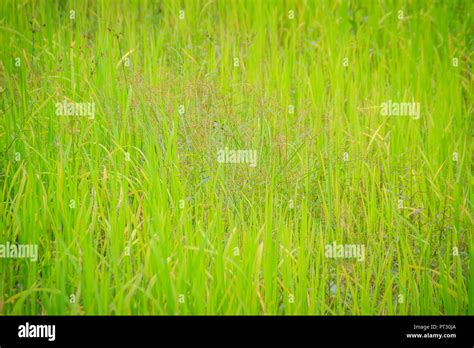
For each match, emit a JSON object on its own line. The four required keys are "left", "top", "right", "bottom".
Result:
{"left": 0, "top": 0, "right": 472, "bottom": 315}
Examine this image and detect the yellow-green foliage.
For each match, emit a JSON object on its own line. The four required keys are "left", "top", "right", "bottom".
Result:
{"left": 0, "top": 0, "right": 472, "bottom": 315}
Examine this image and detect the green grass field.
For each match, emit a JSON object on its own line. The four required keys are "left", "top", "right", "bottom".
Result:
{"left": 0, "top": 0, "right": 472, "bottom": 315}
